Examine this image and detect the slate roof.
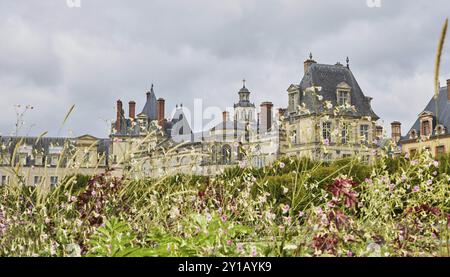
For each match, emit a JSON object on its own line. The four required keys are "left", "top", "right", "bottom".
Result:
{"left": 402, "top": 86, "right": 450, "bottom": 139}
{"left": 140, "top": 86, "right": 157, "bottom": 121}
{"left": 0, "top": 136, "right": 110, "bottom": 157}
{"left": 297, "top": 63, "right": 379, "bottom": 120}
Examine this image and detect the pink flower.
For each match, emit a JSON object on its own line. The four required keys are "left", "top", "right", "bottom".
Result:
{"left": 281, "top": 204, "right": 290, "bottom": 215}
{"left": 251, "top": 246, "right": 257, "bottom": 257}
{"left": 236, "top": 243, "right": 244, "bottom": 252}
{"left": 434, "top": 161, "right": 439, "bottom": 168}
{"left": 347, "top": 251, "right": 354, "bottom": 257}
{"left": 413, "top": 186, "right": 420, "bottom": 193}
{"left": 221, "top": 214, "right": 228, "bottom": 222}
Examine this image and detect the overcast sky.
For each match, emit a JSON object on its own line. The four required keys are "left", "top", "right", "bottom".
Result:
{"left": 0, "top": 0, "right": 449, "bottom": 138}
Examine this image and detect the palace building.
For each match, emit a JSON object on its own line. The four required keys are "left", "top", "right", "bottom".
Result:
{"left": 399, "top": 79, "right": 450, "bottom": 158}
{"left": 280, "top": 55, "right": 381, "bottom": 161}
{"left": 0, "top": 54, "right": 384, "bottom": 185}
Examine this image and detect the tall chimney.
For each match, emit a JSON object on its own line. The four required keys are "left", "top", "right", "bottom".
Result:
{"left": 116, "top": 100, "right": 123, "bottom": 133}
{"left": 129, "top": 101, "right": 136, "bottom": 119}
{"left": 447, "top": 79, "right": 450, "bottom": 101}
{"left": 260, "top": 102, "right": 274, "bottom": 134}
{"left": 223, "top": 111, "right": 230, "bottom": 123}
{"left": 157, "top": 98, "right": 165, "bottom": 127}
{"left": 391, "top": 121, "right": 402, "bottom": 143}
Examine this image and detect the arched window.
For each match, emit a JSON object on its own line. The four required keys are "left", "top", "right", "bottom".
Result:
{"left": 222, "top": 144, "right": 232, "bottom": 165}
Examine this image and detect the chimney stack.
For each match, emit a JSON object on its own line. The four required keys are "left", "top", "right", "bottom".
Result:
{"left": 391, "top": 121, "right": 402, "bottom": 143}
{"left": 223, "top": 111, "right": 230, "bottom": 123}
{"left": 157, "top": 98, "right": 165, "bottom": 127}
{"left": 116, "top": 100, "right": 123, "bottom": 133}
{"left": 304, "top": 53, "right": 317, "bottom": 73}
{"left": 129, "top": 101, "right": 136, "bottom": 119}
{"left": 260, "top": 102, "right": 274, "bottom": 134}
{"left": 447, "top": 79, "right": 450, "bottom": 101}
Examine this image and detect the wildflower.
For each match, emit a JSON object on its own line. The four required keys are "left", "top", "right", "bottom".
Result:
{"left": 434, "top": 160, "right": 439, "bottom": 168}
{"left": 169, "top": 207, "right": 180, "bottom": 219}
{"left": 221, "top": 214, "right": 227, "bottom": 222}
{"left": 426, "top": 179, "right": 433, "bottom": 186}
{"left": 281, "top": 204, "right": 290, "bottom": 215}
{"left": 401, "top": 174, "right": 407, "bottom": 182}
{"left": 251, "top": 246, "right": 257, "bottom": 257}
{"left": 239, "top": 160, "right": 247, "bottom": 169}
{"left": 236, "top": 243, "right": 244, "bottom": 253}
{"left": 70, "top": 196, "right": 77, "bottom": 202}
{"left": 347, "top": 251, "right": 354, "bottom": 257}
{"left": 265, "top": 212, "right": 276, "bottom": 221}
{"left": 299, "top": 211, "right": 304, "bottom": 218}
{"left": 227, "top": 240, "right": 233, "bottom": 246}
{"left": 282, "top": 186, "right": 289, "bottom": 194}
{"left": 323, "top": 139, "right": 330, "bottom": 146}
{"left": 411, "top": 160, "right": 419, "bottom": 166}
{"left": 413, "top": 186, "right": 420, "bottom": 193}
{"left": 206, "top": 213, "right": 212, "bottom": 222}
{"left": 279, "top": 162, "right": 286, "bottom": 169}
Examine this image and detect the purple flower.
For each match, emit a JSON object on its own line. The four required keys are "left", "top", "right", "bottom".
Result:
{"left": 236, "top": 243, "right": 244, "bottom": 252}
{"left": 221, "top": 214, "right": 228, "bottom": 222}
{"left": 426, "top": 179, "right": 433, "bottom": 186}
{"left": 413, "top": 186, "right": 420, "bottom": 193}
{"left": 279, "top": 162, "right": 286, "bottom": 169}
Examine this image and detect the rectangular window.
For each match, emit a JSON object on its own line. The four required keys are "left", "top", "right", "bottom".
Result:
{"left": 1, "top": 175, "right": 9, "bottom": 186}
{"left": 19, "top": 155, "right": 28, "bottom": 166}
{"left": 323, "top": 153, "right": 332, "bottom": 161}
{"left": 50, "top": 176, "right": 58, "bottom": 187}
{"left": 337, "top": 91, "right": 350, "bottom": 106}
{"left": 33, "top": 176, "right": 42, "bottom": 186}
{"left": 291, "top": 130, "right": 297, "bottom": 144}
{"left": 436, "top": 145, "right": 445, "bottom": 158}
{"left": 34, "top": 156, "right": 43, "bottom": 166}
{"left": 322, "top": 122, "right": 332, "bottom": 142}
{"left": 83, "top": 152, "right": 91, "bottom": 164}
{"left": 51, "top": 156, "right": 58, "bottom": 166}
{"left": 360, "top": 125, "right": 369, "bottom": 143}
{"left": 341, "top": 123, "right": 350, "bottom": 144}
{"left": 422, "top": 121, "right": 431, "bottom": 136}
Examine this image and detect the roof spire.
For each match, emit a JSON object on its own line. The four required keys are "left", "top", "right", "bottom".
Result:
{"left": 346, "top": 57, "right": 350, "bottom": 68}
{"left": 243, "top": 79, "right": 246, "bottom": 88}
{"left": 309, "top": 52, "right": 313, "bottom": 60}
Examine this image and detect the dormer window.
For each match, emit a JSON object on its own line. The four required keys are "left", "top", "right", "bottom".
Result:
{"left": 435, "top": 124, "right": 446, "bottom": 135}
{"left": 409, "top": 129, "right": 418, "bottom": 139}
{"left": 337, "top": 90, "right": 351, "bottom": 106}
{"left": 419, "top": 111, "right": 433, "bottom": 138}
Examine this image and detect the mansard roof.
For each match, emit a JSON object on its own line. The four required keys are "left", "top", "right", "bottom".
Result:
{"left": 298, "top": 63, "right": 379, "bottom": 120}
{"left": 403, "top": 86, "right": 450, "bottom": 139}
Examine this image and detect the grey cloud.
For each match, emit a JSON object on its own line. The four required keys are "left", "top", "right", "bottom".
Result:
{"left": 0, "top": 0, "right": 449, "bottom": 137}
